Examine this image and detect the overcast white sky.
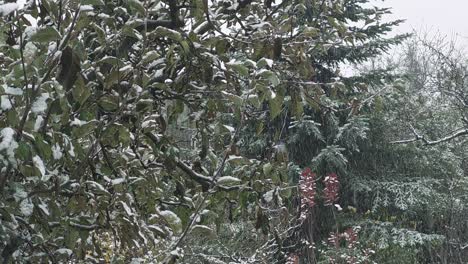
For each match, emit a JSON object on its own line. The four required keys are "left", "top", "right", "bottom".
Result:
{"left": 374, "top": 0, "right": 468, "bottom": 48}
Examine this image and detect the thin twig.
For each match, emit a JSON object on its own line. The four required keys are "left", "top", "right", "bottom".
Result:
{"left": 171, "top": 112, "right": 245, "bottom": 251}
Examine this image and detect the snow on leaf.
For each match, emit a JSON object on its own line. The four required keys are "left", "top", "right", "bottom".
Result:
{"left": 29, "top": 27, "right": 61, "bottom": 43}
{"left": 52, "top": 143, "right": 63, "bottom": 160}
{"left": 154, "top": 27, "right": 183, "bottom": 42}
{"left": 190, "top": 225, "right": 216, "bottom": 238}
{"left": 38, "top": 202, "right": 50, "bottom": 216}
{"left": 1, "top": 95, "right": 12, "bottom": 110}
{"left": 70, "top": 118, "right": 87, "bottom": 126}
{"left": 112, "top": 178, "right": 125, "bottom": 185}
{"left": 257, "top": 58, "right": 273, "bottom": 68}
{"left": 13, "top": 185, "right": 28, "bottom": 201}
{"left": 256, "top": 69, "right": 280, "bottom": 87}
{"left": 160, "top": 210, "right": 182, "bottom": 233}
{"left": 0, "top": 127, "right": 18, "bottom": 163}
{"left": 33, "top": 155, "right": 46, "bottom": 179}
{"left": 31, "top": 93, "right": 49, "bottom": 113}
{"left": 4, "top": 86, "right": 23, "bottom": 95}
{"left": 23, "top": 42, "right": 37, "bottom": 64}
{"left": 221, "top": 91, "right": 243, "bottom": 106}
{"left": 263, "top": 189, "right": 275, "bottom": 203}
{"left": 54, "top": 248, "right": 73, "bottom": 257}
{"left": 119, "top": 201, "right": 134, "bottom": 216}
{"left": 130, "top": 258, "right": 144, "bottom": 264}
{"left": 226, "top": 155, "right": 250, "bottom": 165}
{"left": 223, "top": 125, "right": 235, "bottom": 133}
{"left": 34, "top": 116, "right": 44, "bottom": 131}
{"left": 0, "top": 3, "right": 18, "bottom": 16}
{"left": 20, "top": 198, "right": 34, "bottom": 217}
{"left": 79, "top": 5, "right": 94, "bottom": 12}
{"left": 84, "top": 181, "right": 111, "bottom": 196}
{"left": 216, "top": 176, "right": 241, "bottom": 186}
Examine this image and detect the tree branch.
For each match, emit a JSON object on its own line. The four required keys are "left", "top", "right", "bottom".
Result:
{"left": 390, "top": 124, "right": 468, "bottom": 146}
{"left": 175, "top": 160, "right": 212, "bottom": 189}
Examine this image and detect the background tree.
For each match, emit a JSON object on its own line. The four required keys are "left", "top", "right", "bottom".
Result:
{"left": 344, "top": 34, "right": 468, "bottom": 263}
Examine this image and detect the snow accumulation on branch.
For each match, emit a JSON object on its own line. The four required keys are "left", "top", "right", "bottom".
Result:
{"left": 391, "top": 124, "right": 468, "bottom": 146}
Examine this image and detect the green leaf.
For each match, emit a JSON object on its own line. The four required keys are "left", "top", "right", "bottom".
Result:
{"left": 15, "top": 142, "right": 31, "bottom": 160}
{"left": 122, "top": 25, "right": 142, "bottom": 40}
{"left": 57, "top": 47, "right": 81, "bottom": 91}
{"left": 127, "top": 0, "right": 145, "bottom": 15}
{"left": 136, "top": 99, "right": 153, "bottom": 112}
{"left": 221, "top": 91, "right": 243, "bottom": 106}
{"left": 118, "top": 126, "right": 131, "bottom": 147}
{"left": 303, "top": 26, "right": 319, "bottom": 37}
{"left": 190, "top": 225, "right": 216, "bottom": 239}
{"left": 269, "top": 95, "right": 283, "bottom": 119}
{"left": 142, "top": 51, "right": 159, "bottom": 64}
{"left": 257, "top": 58, "right": 273, "bottom": 68}
{"left": 153, "top": 27, "right": 183, "bottom": 42}
{"left": 97, "top": 56, "right": 122, "bottom": 66}
{"left": 257, "top": 69, "right": 280, "bottom": 87}
{"left": 81, "top": 0, "right": 104, "bottom": 5}
{"left": 34, "top": 135, "right": 53, "bottom": 161}
{"left": 72, "top": 76, "right": 90, "bottom": 105}
{"left": 227, "top": 155, "right": 251, "bottom": 165}
{"left": 263, "top": 163, "right": 273, "bottom": 176}
{"left": 101, "top": 124, "right": 130, "bottom": 147}
{"left": 29, "top": 27, "right": 61, "bottom": 42}
{"left": 92, "top": 24, "right": 106, "bottom": 44}
{"left": 72, "top": 120, "right": 98, "bottom": 139}
{"left": 227, "top": 62, "right": 249, "bottom": 77}
{"left": 98, "top": 95, "right": 119, "bottom": 112}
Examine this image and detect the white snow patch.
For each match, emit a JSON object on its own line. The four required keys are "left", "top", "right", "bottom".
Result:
{"left": 34, "top": 115, "right": 44, "bottom": 131}
{"left": 38, "top": 202, "right": 49, "bottom": 216}
{"left": 263, "top": 189, "right": 274, "bottom": 203}
{"left": 20, "top": 198, "right": 34, "bottom": 216}
{"left": 4, "top": 86, "right": 23, "bottom": 95}
{"left": 66, "top": 140, "right": 75, "bottom": 157}
{"left": 47, "top": 42, "right": 57, "bottom": 56}
{"left": 0, "top": 3, "right": 18, "bottom": 16}
{"left": 141, "top": 120, "right": 157, "bottom": 128}
{"left": 32, "top": 155, "right": 46, "bottom": 178}
{"left": 1, "top": 95, "right": 12, "bottom": 110}
{"left": 70, "top": 118, "right": 87, "bottom": 126}
{"left": 154, "top": 68, "right": 164, "bottom": 79}
{"left": 0, "top": 127, "right": 18, "bottom": 163}
{"left": 216, "top": 176, "right": 241, "bottom": 185}
{"left": 52, "top": 143, "right": 62, "bottom": 160}
{"left": 23, "top": 26, "right": 38, "bottom": 40}
{"left": 31, "top": 93, "right": 49, "bottom": 113}
{"left": 55, "top": 248, "right": 73, "bottom": 256}
{"left": 80, "top": 5, "right": 93, "bottom": 11}
{"left": 23, "top": 42, "right": 37, "bottom": 64}
{"left": 160, "top": 210, "right": 182, "bottom": 232}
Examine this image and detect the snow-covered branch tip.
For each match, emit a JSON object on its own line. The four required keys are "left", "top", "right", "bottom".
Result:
{"left": 390, "top": 126, "right": 468, "bottom": 146}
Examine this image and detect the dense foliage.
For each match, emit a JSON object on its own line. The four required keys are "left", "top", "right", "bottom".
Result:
{"left": 2, "top": 0, "right": 467, "bottom": 263}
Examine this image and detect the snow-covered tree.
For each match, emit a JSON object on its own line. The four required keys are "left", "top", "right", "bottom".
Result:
{"left": 0, "top": 0, "right": 406, "bottom": 262}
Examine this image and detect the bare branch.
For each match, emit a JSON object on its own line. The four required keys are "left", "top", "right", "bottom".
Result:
{"left": 390, "top": 124, "right": 468, "bottom": 146}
